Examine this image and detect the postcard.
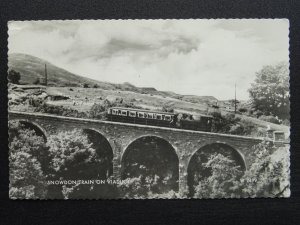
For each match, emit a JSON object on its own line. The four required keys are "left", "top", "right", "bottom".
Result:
{"left": 8, "top": 19, "right": 290, "bottom": 199}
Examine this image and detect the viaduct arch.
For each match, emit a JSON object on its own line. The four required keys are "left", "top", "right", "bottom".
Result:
{"left": 83, "top": 128, "right": 114, "bottom": 179}
{"left": 187, "top": 143, "right": 246, "bottom": 196}
{"left": 11, "top": 119, "right": 47, "bottom": 142}
{"left": 121, "top": 135, "right": 179, "bottom": 193}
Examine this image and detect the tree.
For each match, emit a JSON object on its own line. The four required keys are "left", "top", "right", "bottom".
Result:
{"left": 9, "top": 121, "right": 48, "bottom": 199}
{"left": 248, "top": 63, "right": 289, "bottom": 120}
{"left": 46, "top": 129, "right": 108, "bottom": 199}
{"left": 240, "top": 141, "right": 290, "bottom": 197}
{"left": 8, "top": 70, "right": 21, "bottom": 84}
{"left": 193, "top": 141, "right": 290, "bottom": 198}
{"left": 193, "top": 153, "right": 243, "bottom": 198}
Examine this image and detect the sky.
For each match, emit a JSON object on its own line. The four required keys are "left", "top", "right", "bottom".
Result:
{"left": 8, "top": 19, "right": 289, "bottom": 100}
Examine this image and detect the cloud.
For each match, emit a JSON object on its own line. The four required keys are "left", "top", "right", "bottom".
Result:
{"left": 8, "top": 19, "right": 289, "bottom": 100}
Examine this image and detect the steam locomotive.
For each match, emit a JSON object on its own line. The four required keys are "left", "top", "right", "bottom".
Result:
{"left": 107, "top": 107, "right": 212, "bottom": 132}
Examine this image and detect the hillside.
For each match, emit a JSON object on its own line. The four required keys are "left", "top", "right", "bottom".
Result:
{"left": 8, "top": 53, "right": 122, "bottom": 89}
{"left": 8, "top": 53, "right": 219, "bottom": 104}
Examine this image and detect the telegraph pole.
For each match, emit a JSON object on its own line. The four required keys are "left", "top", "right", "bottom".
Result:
{"left": 44, "top": 64, "right": 48, "bottom": 86}
{"left": 234, "top": 83, "right": 237, "bottom": 114}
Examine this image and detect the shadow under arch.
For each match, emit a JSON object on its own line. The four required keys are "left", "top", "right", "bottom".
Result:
{"left": 187, "top": 143, "right": 246, "bottom": 197}
{"left": 17, "top": 120, "right": 47, "bottom": 142}
{"left": 121, "top": 135, "right": 179, "bottom": 194}
{"left": 83, "top": 128, "right": 113, "bottom": 179}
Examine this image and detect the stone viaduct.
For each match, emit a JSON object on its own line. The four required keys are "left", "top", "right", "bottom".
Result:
{"left": 9, "top": 111, "right": 269, "bottom": 196}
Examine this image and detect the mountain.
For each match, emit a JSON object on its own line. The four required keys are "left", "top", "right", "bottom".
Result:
{"left": 8, "top": 53, "right": 219, "bottom": 104}
{"left": 8, "top": 53, "right": 120, "bottom": 89}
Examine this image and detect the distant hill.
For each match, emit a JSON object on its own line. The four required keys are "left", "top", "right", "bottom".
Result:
{"left": 8, "top": 53, "right": 120, "bottom": 89}
{"left": 8, "top": 53, "right": 219, "bottom": 104}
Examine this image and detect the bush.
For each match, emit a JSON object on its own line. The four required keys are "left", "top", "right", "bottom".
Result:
{"left": 252, "top": 109, "right": 264, "bottom": 118}
{"left": 35, "top": 103, "right": 88, "bottom": 118}
{"left": 230, "top": 118, "right": 258, "bottom": 136}
{"left": 117, "top": 176, "right": 149, "bottom": 198}
{"left": 259, "top": 115, "right": 281, "bottom": 124}
{"left": 210, "top": 112, "right": 263, "bottom": 137}
{"left": 89, "top": 103, "right": 106, "bottom": 119}
{"left": 210, "top": 112, "right": 240, "bottom": 134}
{"left": 64, "top": 82, "right": 79, "bottom": 87}
{"left": 83, "top": 83, "right": 89, "bottom": 88}
{"left": 162, "top": 104, "right": 174, "bottom": 113}
{"left": 238, "top": 108, "right": 248, "bottom": 113}
{"left": 28, "top": 96, "right": 45, "bottom": 107}
{"left": 8, "top": 70, "right": 21, "bottom": 84}
{"left": 33, "top": 78, "right": 40, "bottom": 85}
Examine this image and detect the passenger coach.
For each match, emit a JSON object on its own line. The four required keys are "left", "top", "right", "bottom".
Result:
{"left": 107, "top": 107, "right": 176, "bottom": 127}
{"left": 107, "top": 107, "right": 213, "bottom": 132}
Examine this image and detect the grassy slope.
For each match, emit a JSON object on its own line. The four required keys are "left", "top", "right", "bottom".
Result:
{"left": 8, "top": 53, "right": 118, "bottom": 89}
{"left": 8, "top": 53, "right": 218, "bottom": 103}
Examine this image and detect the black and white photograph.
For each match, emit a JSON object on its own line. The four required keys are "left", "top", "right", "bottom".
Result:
{"left": 7, "top": 19, "right": 290, "bottom": 199}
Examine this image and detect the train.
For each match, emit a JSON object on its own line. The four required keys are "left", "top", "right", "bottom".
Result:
{"left": 107, "top": 107, "right": 212, "bottom": 132}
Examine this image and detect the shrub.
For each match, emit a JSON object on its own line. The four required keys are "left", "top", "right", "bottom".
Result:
{"left": 252, "top": 110, "right": 264, "bottom": 118}
{"left": 230, "top": 118, "right": 258, "bottom": 136}
{"left": 210, "top": 112, "right": 240, "bottom": 134}
{"left": 89, "top": 103, "right": 106, "bottom": 119}
{"left": 83, "top": 83, "right": 89, "bottom": 88}
{"left": 33, "top": 78, "right": 40, "bottom": 85}
{"left": 162, "top": 104, "right": 174, "bottom": 113}
{"left": 28, "top": 96, "right": 45, "bottom": 107}
{"left": 259, "top": 115, "right": 281, "bottom": 124}
{"left": 64, "top": 82, "right": 79, "bottom": 87}
{"left": 117, "top": 175, "right": 177, "bottom": 199}
{"left": 35, "top": 103, "right": 88, "bottom": 118}
{"left": 117, "top": 176, "right": 149, "bottom": 198}
{"left": 8, "top": 70, "right": 21, "bottom": 84}
{"left": 238, "top": 108, "right": 248, "bottom": 113}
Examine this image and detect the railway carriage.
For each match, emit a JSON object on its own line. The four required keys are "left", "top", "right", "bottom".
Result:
{"left": 107, "top": 107, "right": 176, "bottom": 127}
{"left": 107, "top": 107, "right": 212, "bottom": 132}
